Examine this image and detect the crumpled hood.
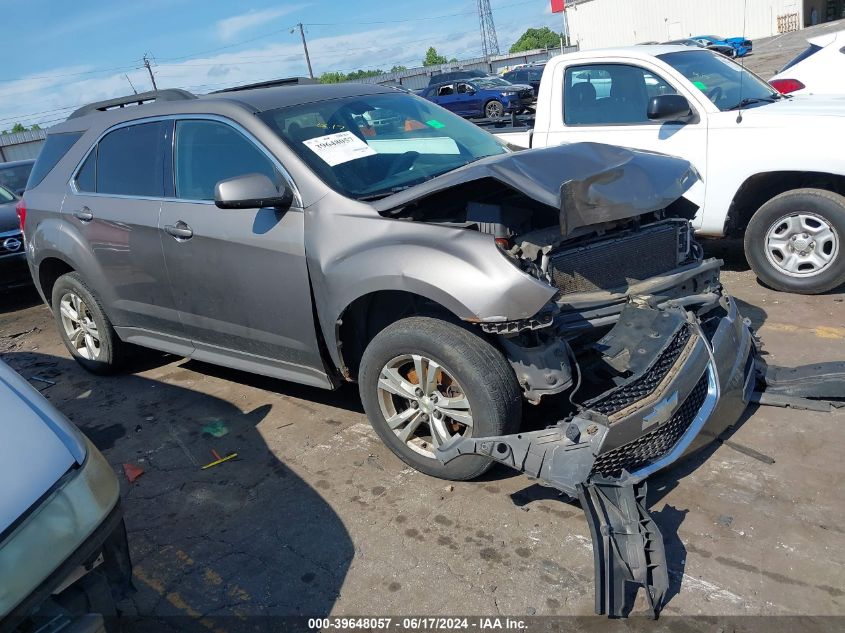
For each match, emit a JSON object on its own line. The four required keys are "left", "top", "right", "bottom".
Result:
{"left": 0, "top": 361, "right": 87, "bottom": 534}
{"left": 374, "top": 142, "right": 698, "bottom": 236}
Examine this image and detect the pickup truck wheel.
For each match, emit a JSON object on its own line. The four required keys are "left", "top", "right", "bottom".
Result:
{"left": 359, "top": 316, "right": 521, "bottom": 480}
{"left": 51, "top": 272, "right": 126, "bottom": 374}
{"left": 745, "top": 188, "right": 845, "bottom": 294}
{"left": 484, "top": 100, "right": 504, "bottom": 119}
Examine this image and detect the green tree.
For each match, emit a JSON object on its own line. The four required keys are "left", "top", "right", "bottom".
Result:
{"left": 508, "top": 27, "right": 563, "bottom": 53}
{"left": 319, "top": 71, "right": 347, "bottom": 84}
{"left": 423, "top": 47, "right": 448, "bottom": 67}
{"left": 448, "top": 57, "right": 458, "bottom": 63}
{"left": 390, "top": 65, "right": 408, "bottom": 73}
{"left": 345, "top": 69, "right": 384, "bottom": 81}
{"left": 30, "top": 124, "right": 41, "bottom": 130}
{"left": 11, "top": 123, "right": 26, "bottom": 133}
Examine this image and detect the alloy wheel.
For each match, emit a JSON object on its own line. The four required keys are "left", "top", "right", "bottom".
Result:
{"left": 376, "top": 354, "right": 474, "bottom": 458}
{"left": 59, "top": 292, "right": 101, "bottom": 360}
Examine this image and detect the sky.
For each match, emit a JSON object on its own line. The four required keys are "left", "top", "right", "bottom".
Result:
{"left": 2, "top": 0, "right": 563, "bottom": 130}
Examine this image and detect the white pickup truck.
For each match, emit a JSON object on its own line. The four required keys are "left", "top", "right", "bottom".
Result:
{"left": 489, "top": 45, "right": 845, "bottom": 294}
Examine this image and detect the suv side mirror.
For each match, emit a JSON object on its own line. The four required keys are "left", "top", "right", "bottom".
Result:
{"left": 647, "top": 94, "right": 693, "bottom": 122}
{"left": 214, "top": 173, "right": 293, "bottom": 210}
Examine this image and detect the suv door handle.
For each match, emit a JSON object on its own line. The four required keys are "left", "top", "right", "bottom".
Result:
{"left": 73, "top": 207, "right": 93, "bottom": 222}
{"left": 164, "top": 222, "right": 193, "bottom": 240}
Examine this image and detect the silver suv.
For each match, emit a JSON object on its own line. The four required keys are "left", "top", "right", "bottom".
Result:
{"left": 20, "top": 84, "right": 754, "bottom": 487}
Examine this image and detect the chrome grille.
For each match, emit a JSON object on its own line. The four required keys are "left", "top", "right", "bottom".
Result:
{"left": 585, "top": 325, "right": 693, "bottom": 417}
{"left": 591, "top": 373, "right": 709, "bottom": 477}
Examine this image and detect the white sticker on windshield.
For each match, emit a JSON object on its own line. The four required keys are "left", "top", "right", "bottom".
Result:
{"left": 303, "top": 131, "right": 377, "bottom": 166}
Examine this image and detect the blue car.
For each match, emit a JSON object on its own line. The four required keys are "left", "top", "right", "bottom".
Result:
{"left": 692, "top": 35, "right": 752, "bottom": 57}
{"left": 422, "top": 76, "right": 535, "bottom": 119}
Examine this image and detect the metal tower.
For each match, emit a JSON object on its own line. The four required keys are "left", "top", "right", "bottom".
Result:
{"left": 477, "top": 0, "right": 500, "bottom": 59}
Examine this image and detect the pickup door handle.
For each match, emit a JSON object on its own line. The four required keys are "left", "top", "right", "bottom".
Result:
{"left": 164, "top": 222, "right": 193, "bottom": 240}
{"left": 164, "top": 220, "right": 194, "bottom": 240}
{"left": 72, "top": 207, "right": 93, "bottom": 222}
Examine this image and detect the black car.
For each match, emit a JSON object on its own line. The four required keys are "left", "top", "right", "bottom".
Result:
{"left": 502, "top": 65, "right": 544, "bottom": 96}
{"left": 0, "top": 184, "right": 29, "bottom": 287}
{"left": 0, "top": 159, "right": 35, "bottom": 196}
{"left": 426, "top": 69, "right": 487, "bottom": 86}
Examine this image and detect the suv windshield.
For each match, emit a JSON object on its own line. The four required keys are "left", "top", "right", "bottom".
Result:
{"left": 260, "top": 92, "right": 507, "bottom": 200}
{"left": 658, "top": 49, "right": 781, "bottom": 111}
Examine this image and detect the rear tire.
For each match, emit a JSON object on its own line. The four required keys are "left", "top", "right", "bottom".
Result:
{"left": 744, "top": 188, "right": 845, "bottom": 294}
{"left": 359, "top": 317, "right": 522, "bottom": 480}
{"left": 51, "top": 272, "right": 127, "bottom": 374}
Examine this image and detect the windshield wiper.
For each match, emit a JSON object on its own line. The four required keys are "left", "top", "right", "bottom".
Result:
{"left": 356, "top": 185, "right": 415, "bottom": 201}
{"left": 727, "top": 95, "right": 780, "bottom": 110}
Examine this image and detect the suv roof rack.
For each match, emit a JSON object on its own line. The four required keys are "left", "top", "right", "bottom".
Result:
{"left": 68, "top": 89, "right": 197, "bottom": 120}
{"left": 212, "top": 77, "right": 317, "bottom": 93}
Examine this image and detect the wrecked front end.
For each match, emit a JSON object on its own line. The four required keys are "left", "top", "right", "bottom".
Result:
{"left": 376, "top": 143, "right": 756, "bottom": 617}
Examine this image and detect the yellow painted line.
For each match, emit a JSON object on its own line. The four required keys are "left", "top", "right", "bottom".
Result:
{"left": 761, "top": 322, "right": 845, "bottom": 340}
{"left": 134, "top": 561, "right": 229, "bottom": 633}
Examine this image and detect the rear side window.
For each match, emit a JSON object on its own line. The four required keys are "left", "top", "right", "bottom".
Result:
{"left": 75, "top": 151, "right": 96, "bottom": 193}
{"left": 174, "top": 120, "right": 279, "bottom": 201}
{"left": 779, "top": 44, "right": 822, "bottom": 73}
{"left": 26, "top": 132, "right": 82, "bottom": 190}
{"left": 96, "top": 122, "right": 167, "bottom": 197}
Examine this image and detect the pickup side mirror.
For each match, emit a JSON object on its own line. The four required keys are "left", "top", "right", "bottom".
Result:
{"left": 647, "top": 94, "right": 693, "bottom": 122}
{"left": 214, "top": 173, "right": 293, "bottom": 210}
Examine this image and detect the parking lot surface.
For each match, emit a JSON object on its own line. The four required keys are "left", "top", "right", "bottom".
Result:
{"left": 1, "top": 240, "right": 843, "bottom": 623}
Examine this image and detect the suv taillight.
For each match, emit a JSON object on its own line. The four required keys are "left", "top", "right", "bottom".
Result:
{"left": 770, "top": 78, "right": 805, "bottom": 94}
{"left": 15, "top": 199, "right": 26, "bottom": 232}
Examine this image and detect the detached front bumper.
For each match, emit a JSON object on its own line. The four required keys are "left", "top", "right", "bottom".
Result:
{"left": 436, "top": 294, "right": 755, "bottom": 617}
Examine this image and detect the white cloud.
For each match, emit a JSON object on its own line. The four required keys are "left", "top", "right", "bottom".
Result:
{"left": 216, "top": 5, "right": 308, "bottom": 41}
{"left": 0, "top": 20, "right": 551, "bottom": 129}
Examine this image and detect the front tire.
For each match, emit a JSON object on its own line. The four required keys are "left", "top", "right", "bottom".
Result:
{"left": 484, "top": 99, "right": 504, "bottom": 119}
{"left": 51, "top": 272, "right": 127, "bottom": 374}
{"left": 744, "top": 188, "right": 845, "bottom": 294}
{"left": 359, "top": 317, "right": 522, "bottom": 480}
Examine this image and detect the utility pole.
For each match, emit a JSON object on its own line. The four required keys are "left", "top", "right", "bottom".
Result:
{"left": 143, "top": 55, "right": 158, "bottom": 90}
{"left": 294, "top": 23, "right": 314, "bottom": 79}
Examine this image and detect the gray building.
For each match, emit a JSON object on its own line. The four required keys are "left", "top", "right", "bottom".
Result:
{"left": 0, "top": 128, "right": 46, "bottom": 162}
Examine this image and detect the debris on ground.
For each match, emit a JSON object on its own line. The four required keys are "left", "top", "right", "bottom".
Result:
{"left": 201, "top": 451, "right": 238, "bottom": 470}
{"left": 202, "top": 419, "right": 229, "bottom": 438}
{"left": 123, "top": 463, "right": 145, "bottom": 483}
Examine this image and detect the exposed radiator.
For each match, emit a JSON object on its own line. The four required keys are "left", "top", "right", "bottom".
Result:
{"left": 550, "top": 220, "right": 690, "bottom": 295}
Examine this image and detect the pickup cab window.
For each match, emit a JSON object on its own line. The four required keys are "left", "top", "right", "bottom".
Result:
{"left": 564, "top": 64, "right": 677, "bottom": 125}
{"left": 658, "top": 49, "right": 780, "bottom": 111}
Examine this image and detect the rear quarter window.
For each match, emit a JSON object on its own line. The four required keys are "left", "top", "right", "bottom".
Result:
{"left": 779, "top": 44, "right": 822, "bottom": 73}
{"left": 26, "top": 132, "right": 82, "bottom": 190}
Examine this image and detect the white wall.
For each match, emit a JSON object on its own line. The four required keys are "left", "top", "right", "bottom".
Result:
{"left": 566, "top": 0, "right": 802, "bottom": 49}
